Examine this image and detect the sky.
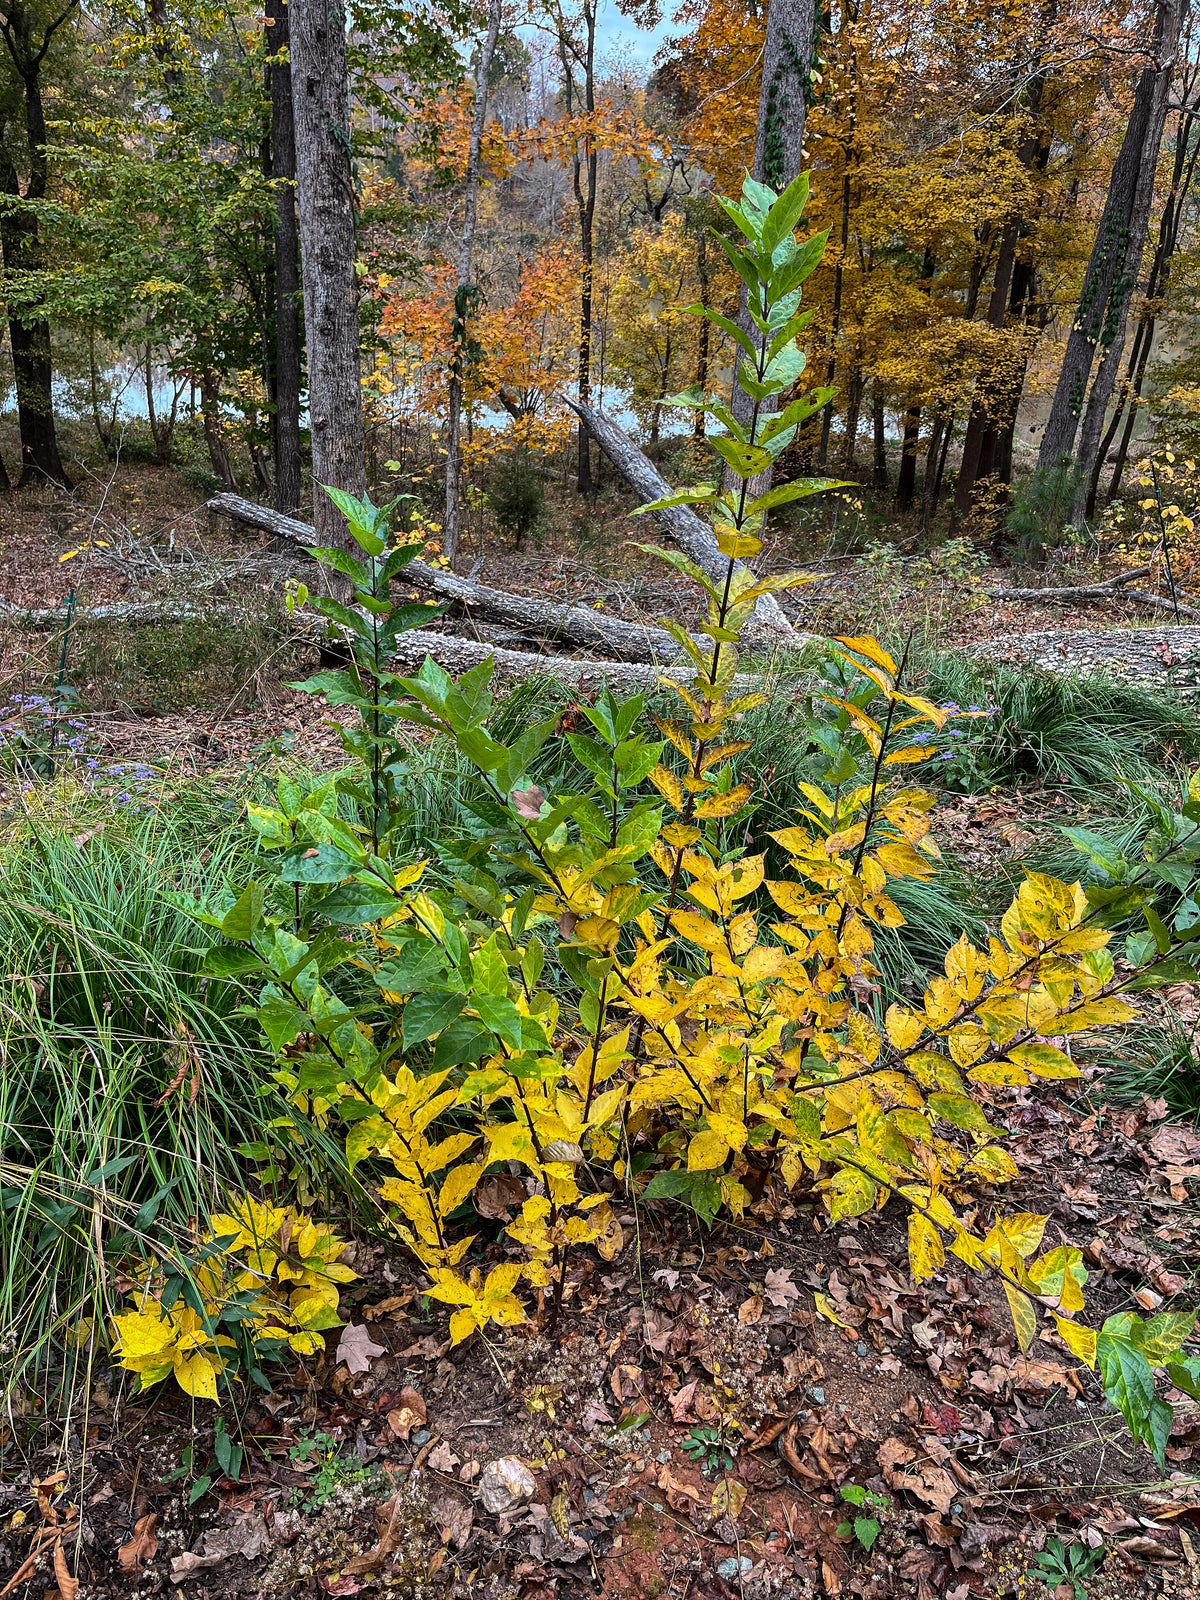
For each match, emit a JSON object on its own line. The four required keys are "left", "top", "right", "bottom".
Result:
{"left": 595, "top": 0, "right": 675, "bottom": 72}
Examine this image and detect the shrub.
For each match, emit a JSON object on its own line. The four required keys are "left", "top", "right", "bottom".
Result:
{"left": 489, "top": 450, "right": 545, "bottom": 546}
{"left": 192, "top": 176, "right": 1200, "bottom": 1459}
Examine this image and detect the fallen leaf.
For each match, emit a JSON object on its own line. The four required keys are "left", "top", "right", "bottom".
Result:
{"left": 762, "top": 1267, "right": 800, "bottom": 1307}
{"left": 877, "top": 1438, "right": 915, "bottom": 1473}
{"left": 610, "top": 1363, "right": 644, "bottom": 1404}
{"left": 510, "top": 784, "right": 547, "bottom": 819}
{"left": 1013, "top": 1359, "right": 1069, "bottom": 1395}
{"left": 814, "top": 1292, "right": 850, "bottom": 1329}
{"left": 738, "top": 1293, "right": 764, "bottom": 1325}
{"left": 337, "top": 1323, "right": 386, "bottom": 1374}
{"left": 427, "top": 1440, "right": 460, "bottom": 1473}
{"left": 711, "top": 1479, "right": 747, "bottom": 1519}
{"left": 387, "top": 1385, "right": 427, "bottom": 1440}
{"left": 342, "top": 1494, "right": 404, "bottom": 1577}
{"left": 53, "top": 1542, "right": 78, "bottom": 1600}
{"left": 436, "top": 1495, "right": 474, "bottom": 1550}
{"left": 670, "top": 1380, "right": 700, "bottom": 1422}
{"left": 1120, "top": 1537, "right": 1177, "bottom": 1560}
{"left": 657, "top": 1464, "right": 701, "bottom": 1511}
{"left": 118, "top": 1513, "right": 158, "bottom": 1577}
{"left": 581, "top": 1397, "right": 614, "bottom": 1433}
{"left": 169, "top": 1513, "right": 272, "bottom": 1581}
{"left": 473, "top": 1174, "right": 526, "bottom": 1220}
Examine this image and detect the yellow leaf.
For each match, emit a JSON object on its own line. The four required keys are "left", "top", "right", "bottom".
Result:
{"left": 650, "top": 764, "right": 684, "bottom": 812}
{"left": 1006, "top": 1043, "right": 1080, "bottom": 1080}
{"left": 1004, "top": 1283, "right": 1038, "bottom": 1353}
{"left": 688, "top": 1129, "right": 727, "bottom": 1170}
{"left": 696, "top": 785, "right": 752, "bottom": 819}
{"left": 883, "top": 745, "right": 937, "bottom": 766}
{"left": 814, "top": 1291, "right": 851, "bottom": 1328}
{"left": 173, "top": 1349, "right": 219, "bottom": 1401}
{"left": 834, "top": 636, "right": 898, "bottom": 676}
{"left": 671, "top": 910, "right": 726, "bottom": 953}
{"left": 828, "top": 1167, "right": 875, "bottom": 1220}
{"left": 885, "top": 1004, "right": 925, "bottom": 1051}
{"left": 909, "top": 1212, "right": 944, "bottom": 1282}
{"left": 1055, "top": 1318, "right": 1097, "bottom": 1367}
{"left": 448, "top": 1306, "right": 479, "bottom": 1344}
{"left": 439, "top": 1162, "right": 483, "bottom": 1217}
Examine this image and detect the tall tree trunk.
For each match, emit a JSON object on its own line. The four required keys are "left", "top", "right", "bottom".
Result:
{"left": 1070, "top": 0, "right": 1188, "bottom": 520}
{"left": 268, "top": 0, "right": 302, "bottom": 514}
{"left": 444, "top": 0, "right": 501, "bottom": 565}
{"left": 289, "top": 0, "right": 366, "bottom": 547}
{"left": 1094, "top": 88, "right": 1200, "bottom": 510}
{"left": 558, "top": 0, "right": 599, "bottom": 496}
{"left": 200, "top": 373, "right": 237, "bottom": 490}
{"left": 728, "top": 0, "right": 819, "bottom": 479}
{"left": 0, "top": 2, "right": 75, "bottom": 493}
{"left": 894, "top": 408, "right": 921, "bottom": 511}
{"left": 871, "top": 385, "right": 887, "bottom": 491}
{"left": 1039, "top": 0, "right": 1186, "bottom": 479}
{"left": 817, "top": 2, "right": 856, "bottom": 472}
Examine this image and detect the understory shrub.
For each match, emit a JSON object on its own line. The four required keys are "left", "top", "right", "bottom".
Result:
{"left": 177, "top": 178, "right": 1200, "bottom": 1455}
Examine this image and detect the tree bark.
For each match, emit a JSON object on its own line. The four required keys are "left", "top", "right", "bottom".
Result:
{"left": 444, "top": 0, "right": 501, "bottom": 565}
{"left": 289, "top": 0, "right": 366, "bottom": 546}
{"left": 871, "top": 385, "right": 887, "bottom": 491}
{"left": 1070, "top": 0, "right": 1187, "bottom": 520}
{"left": 562, "top": 399, "right": 795, "bottom": 630}
{"left": 894, "top": 409, "right": 920, "bottom": 511}
{"left": 555, "top": 0, "right": 599, "bottom": 496}
{"left": 727, "top": 0, "right": 819, "bottom": 492}
{"left": 201, "top": 373, "right": 237, "bottom": 490}
{"left": 0, "top": 0, "right": 76, "bottom": 492}
{"left": 1038, "top": 0, "right": 1186, "bottom": 477}
{"left": 267, "top": 0, "right": 303, "bottom": 515}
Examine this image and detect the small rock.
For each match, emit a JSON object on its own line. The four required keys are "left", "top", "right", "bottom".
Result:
{"left": 412, "top": 1429, "right": 432, "bottom": 1446}
{"left": 656, "top": 1450, "right": 672, "bottom": 1463}
{"left": 810, "top": 1387, "right": 825, "bottom": 1404}
{"left": 856, "top": 1343, "right": 869, "bottom": 1357}
{"left": 478, "top": 1457, "right": 536, "bottom": 1514}
{"left": 716, "top": 1557, "right": 753, "bottom": 1579}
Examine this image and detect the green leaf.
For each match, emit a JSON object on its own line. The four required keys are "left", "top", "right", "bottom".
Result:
{"left": 708, "top": 434, "right": 772, "bottom": 478}
{"left": 220, "top": 881, "right": 265, "bottom": 941}
{"left": 853, "top": 1517, "right": 881, "bottom": 1553}
{"left": 473, "top": 992, "right": 524, "bottom": 1050}
{"left": 761, "top": 170, "right": 810, "bottom": 256}
{"left": 745, "top": 476, "right": 850, "bottom": 516}
{"left": 309, "top": 546, "right": 370, "bottom": 586}
{"left": 322, "top": 486, "right": 386, "bottom": 555}
{"left": 401, "top": 989, "right": 466, "bottom": 1049}
{"left": 313, "top": 881, "right": 399, "bottom": 924}
{"left": 631, "top": 486, "right": 719, "bottom": 513}
{"left": 1132, "top": 1310, "right": 1197, "bottom": 1364}
{"left": 1097, "top": 1323, "right": 1155, "bottom": 1431}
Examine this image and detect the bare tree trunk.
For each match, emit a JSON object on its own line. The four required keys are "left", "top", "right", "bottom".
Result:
{"left": 0, "top": 3, "right": 76, "bottom": 493}
{"left": 444, "top": 0, "right": 501, "bottom": 566}
{"left": 1039, "top": 0, "right": 1186, "bottom": 478}
{"left": 267, "top": 0, "right": 302, "bottom": 515}
{"left": 556, "top": 0, "right": 599, "bottom": 496}
{"left": 290, "top": 0, "right": 366, "bottom": 547}
{"left": 871, "top": 385, "right": 887, "bottom": 491}
{"left": 201, "top": 373, "right": 237, "bottom": 491}
{"left": 1070, "top": 2, "right": 1187, "bottom": 521}
{"left": 727, "top": 0, "right": 819, "bottom": 493}
{"left": 894, "top": 408, "right": 921, "bottom": 512}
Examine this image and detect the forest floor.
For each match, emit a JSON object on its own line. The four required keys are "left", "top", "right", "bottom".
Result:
{"left": 2, "top": 464, "right": 1200, "bottom": 1600}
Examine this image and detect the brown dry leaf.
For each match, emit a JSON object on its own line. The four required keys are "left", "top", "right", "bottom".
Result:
{"left": 118, "top": 1513, "right": 158, "bottom": 1577}
{"left": 436, "top": 1496, "right": 474, "bottom": 1550}
{"left": 427, "top": 1439, "right": 459, "bottom": 1473}
{"left": 1149, "top": 1124, "right": 1200, "bottom": 1166}
{"left": 473, "top": 1174, "right": 526, "bottom": 1220}
{"left": 609, "top": 1363, "right": 644, "bottom": 1404}
{"left": 1013, "top": 1359, "right": 1069, "bottom": 1395}
{"left": 1120, "top": 1537, "right": 1177, "bottom": 1561}
{"left": 336, "top": 1323, "right": 386, "bottom": 1374}
{"left": 738, "top": 1293, "right": 764, "bottom": 1326}
{"left": 670, "top": 1380, "right": 700, "bottom": 1423}
{"left": 52, "top": 1542, "right": 78, "bottom": 1600}
{"left": 387, "top": 1384, "right": 427, "bottom": 1440}
{"left": 342, "top": 1495, "right": 403, "bottom": 1577}
{"left": 656, "top": 1464, "right": 701, "bottom": 1511}
{"left": 762, "top": 1268, "right": 800, "bottom": 1308}
{"left": 891, "top": 1462, "right": 956, "bottom": 1514}
{"left": 877, "top": 1438, "right": 915, "bottom": 1473}
{"left": 821, "top": 1558, "right": 842, "bottom": 1595}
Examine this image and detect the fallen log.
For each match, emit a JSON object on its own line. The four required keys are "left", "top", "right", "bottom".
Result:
{"left": 984, "top": 567, "right": 1200, "bottom": 620}
{"left": 206, "top": 492, "right": 819, "bottom": 661}
{"left": 557, "top": 399, "right": 798, "bottom": 635}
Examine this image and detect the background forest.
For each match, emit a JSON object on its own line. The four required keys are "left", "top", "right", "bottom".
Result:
{"left": 6, "top": 2, "right": 1200, "bottom": 1600}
